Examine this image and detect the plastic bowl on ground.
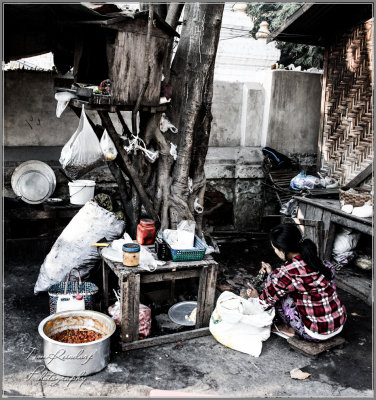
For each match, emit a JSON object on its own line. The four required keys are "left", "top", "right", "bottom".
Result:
{"left": 168, "top": 301, "right": 197, "bottom": 326}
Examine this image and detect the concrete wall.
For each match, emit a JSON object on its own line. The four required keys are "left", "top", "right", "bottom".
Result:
{"left": 3, "top": 69, "right": 322, "bottom": 231}
{"left": 265, "top": 70, "right": 322, "bottom": 153}
{"left": 3, "top": 70, "right": 126, "bottom": 146}
{"left": 210, "top": 82, "right": 264, "bottom": 147}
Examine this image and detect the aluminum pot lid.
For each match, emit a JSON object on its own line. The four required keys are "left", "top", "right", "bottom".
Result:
{"left": 11, "top": 160, "right": 56, "bottom": 204}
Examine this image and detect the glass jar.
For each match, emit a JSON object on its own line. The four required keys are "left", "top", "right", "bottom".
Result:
{"left": 137, "top": 219, "right": 156, "bottom": 245}
{"left": 122, "top": 243, "right": 140, "bottom": 267}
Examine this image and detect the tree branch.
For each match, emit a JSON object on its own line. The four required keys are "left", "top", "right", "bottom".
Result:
{"left": 98, "top": 110, "right": 160, "bottom": 223}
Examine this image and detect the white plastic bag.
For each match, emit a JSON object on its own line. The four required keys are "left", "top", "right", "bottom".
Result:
{"left": 332, "top": 227, "right": 361, "bottom": 265}
{"left": 177, "top": 220, "right": 195, "bottom": 249}
{"left": 108, "top": 295, "right": 152, "bottom": 338}
{"left": 101, "top": 233, "right": 164, "bottom": 271}
{"left": 59, "top": 106, "right": 104, "bottom": 180}
{"left": 209, "top": 291, "right": 275, "bottom": 357}
{"left": 55, "top": 91, "right": 77, "bottom": 118}
{"left": 100, "top": 129, "right": 118, "bottom": 161}
{"left": 290, "top": 172, "right": 322, "bottom": 191}
{"left": 34, "top": 201, "right": 125, "bottom": 294}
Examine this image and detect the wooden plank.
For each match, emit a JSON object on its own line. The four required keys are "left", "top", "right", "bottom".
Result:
{"left": 295, "top": 197, "right": 372, "bottom": 226}
{"left": 330, "top": 214, "right": 373, "bottom": 236}
{"left": 102, "top": 260, "right": 109, "bottom": 310}
{"left": 202, "top": 264, "right": 218, "bottom": 326}
{"left": 140, "top": 269, "right": 200, "bottom": 284}
{"left": 297, "top": 202, "right": 307, "bottom": 219}
{"left": 324, "top": 221, "right": 337, "bottom": 260}
{"left": 195, "top": 266, "right": 208, "bottom": 329}
{"left": 321, "top": 210, "right": 332, "bottom": 234}
{"left": 287, "top": 335, "right": 345, "bottom": 359}
{"left": 267, "top": 3, "right": 314, "bottom": 43}
{"left": 304, "top": 204, "right": 316, "bottom": 220}
{"left": 121, "top": 328, "right": 210, "bottom": 351}
{"left": 120, "top": 279, "right": 133, "bottom": 342}
{"left": 131, "top": 274, "right": 141, "bottom": 342}
{"left": 316, "top": 47, "right": 329, "bottom": 171}
{"left": 102, "top": 255, "right": 215, "bottom": 280}
{"left": 346, "top": 164, "right": 373, "bottom": 188}
{"left": 8, "top": 209, "right": 55, "bottom": 220}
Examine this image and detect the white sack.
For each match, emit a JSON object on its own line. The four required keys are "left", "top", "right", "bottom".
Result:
{"left": 209, "top": 291, "right": 275, "bottom": 357}
{"left": 332, "top": 227, "right": 361, "bottom": 256}
{"left": 34, "top": 201, "right": 125, "bottom": 294}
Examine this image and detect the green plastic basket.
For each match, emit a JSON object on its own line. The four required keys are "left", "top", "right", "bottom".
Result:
{"left": 164, "top": 234, "right": 208, "bottom": 262}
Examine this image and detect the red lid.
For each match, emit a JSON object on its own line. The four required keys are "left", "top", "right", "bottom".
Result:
{"left": 140, "top": 219, "right": 155, "bottom": 227}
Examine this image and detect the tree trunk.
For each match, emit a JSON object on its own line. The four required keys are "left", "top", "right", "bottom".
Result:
{"left": 92, "top": 4, "right": 224, "bottom": 238}
{"left": 167, "top": 4, "right": 224, "bottom": 231}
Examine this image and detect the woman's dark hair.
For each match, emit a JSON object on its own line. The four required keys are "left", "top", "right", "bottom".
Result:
{"left": 269, "top": 223, "right": 331, "bottom": 280}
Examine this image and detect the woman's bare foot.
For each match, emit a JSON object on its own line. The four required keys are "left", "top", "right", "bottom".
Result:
{"left": 272, "top": 323, "right": 295, "bottom": 337}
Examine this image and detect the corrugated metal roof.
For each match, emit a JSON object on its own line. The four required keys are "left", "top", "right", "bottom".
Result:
{"left": 268, "top": 3, "right": 373, "bottom": 46}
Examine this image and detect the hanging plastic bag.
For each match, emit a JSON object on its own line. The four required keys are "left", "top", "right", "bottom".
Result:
{"left": 100, "top": 129, "right": 118, "bottom": 161}
{"left": 55, "top": 91, "right": 77, "bottom": 118}
{"left": 59, "top": 105, "right": 104, "bottom": 180}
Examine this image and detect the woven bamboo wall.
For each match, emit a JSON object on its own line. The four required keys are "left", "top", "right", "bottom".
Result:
{"left": 320, "top": 18, "right": 373, "bottom": 186}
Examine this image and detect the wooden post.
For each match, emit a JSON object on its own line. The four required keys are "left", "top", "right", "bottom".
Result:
{"left": 120, "top": 273, "right": 140, "bottom": 343}
{"left": 196, "top": 265, "right": 208, "bottom": 328}
{"left": 324, "top": 221, "right": 337, "bottom": 260}
{"left": 202, "top": 264, "right": 218, "bottom": 325}
{"left": 316, "top": 47, "right": 329, "bottom": 172}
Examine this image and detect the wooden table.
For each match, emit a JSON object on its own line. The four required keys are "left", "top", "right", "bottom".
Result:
{"left": 287, "top": 197, "right": 372, "bottom": 305}
{"left": 99, "top": 250, "right": 218, "bottom": 351}
{"left": 293, "top": 197, "right": 372, "bottom": 259}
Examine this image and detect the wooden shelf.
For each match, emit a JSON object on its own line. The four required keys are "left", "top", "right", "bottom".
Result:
{"left": 70, "top": 98, "right": 169, "bottom": 113}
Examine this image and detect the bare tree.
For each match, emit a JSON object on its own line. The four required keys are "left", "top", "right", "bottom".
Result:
{"left": 100, "top": 3, "right": 224, "bottom": 238}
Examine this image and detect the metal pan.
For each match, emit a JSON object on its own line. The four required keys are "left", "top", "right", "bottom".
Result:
{"left": 11, "top": 160, "right": 56, "bottom": 204}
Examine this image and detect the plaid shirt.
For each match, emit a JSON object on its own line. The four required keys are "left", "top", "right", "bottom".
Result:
{"left": 259, "top": 255, "right": 347, "bottom": 335}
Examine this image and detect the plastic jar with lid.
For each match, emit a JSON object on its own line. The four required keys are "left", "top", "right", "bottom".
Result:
{"left": 137, "top": 219, "right": 156, "bottom": 245}
{"left": 122, "top": 243, "right": 140, "bottom": 267}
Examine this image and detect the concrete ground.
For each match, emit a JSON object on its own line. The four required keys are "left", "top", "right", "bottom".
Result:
{"left": 3, "top": 257, "right": 373, "bottom": 398}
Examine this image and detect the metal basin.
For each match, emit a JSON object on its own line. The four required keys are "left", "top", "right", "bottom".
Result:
{"left": 38, "top": 310, "right": 116, "bottom": 377}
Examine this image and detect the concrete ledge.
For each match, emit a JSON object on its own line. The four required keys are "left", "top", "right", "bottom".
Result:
{"left": 205, "top": 147, "right": 264, "bottom": 179}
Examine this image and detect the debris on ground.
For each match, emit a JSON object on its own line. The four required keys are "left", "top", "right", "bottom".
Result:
{"left": 290, "top": 368, "right": 311, "bottom": 380}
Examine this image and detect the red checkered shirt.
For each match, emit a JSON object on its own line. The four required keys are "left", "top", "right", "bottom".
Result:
{"left": 259, "top": 255, "right": 347, "bottom": 335}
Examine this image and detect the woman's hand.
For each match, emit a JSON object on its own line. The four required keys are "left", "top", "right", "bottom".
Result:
{"left": 260, "top": 261, "right": 272, "bottom": 275}
{"left": 247, "top": 283, "right": 259, "bottom": 298}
